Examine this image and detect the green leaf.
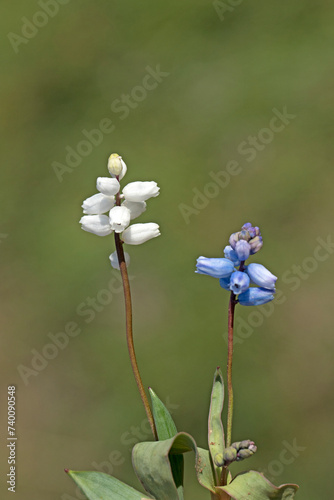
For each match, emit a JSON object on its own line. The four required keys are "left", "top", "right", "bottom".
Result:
{"left": 149, "top": 388, "right": 178, "bottom": 440}
{"left": 66, "top": 470, "right": 153, "bottom": 500}
{"left": 149, "top": 388, "right": 184, "bottom": 500}
{"left": 132, "top": 432, "right": 216, "bottom": 500}
{"left": 208, "top": 368, "right": 225, "bottom": 484}
{"left": 216, "top": 470, "right": 299, "bottom": 500}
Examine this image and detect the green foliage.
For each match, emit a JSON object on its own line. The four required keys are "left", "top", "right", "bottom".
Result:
{"left": 149, "top": 387, "right": 184, "bottom": 499}
{"left": 67, "top": 371, "right": 299, "bottom": 500}
{"left": 216, "top": 471, "right": 299, "bottom": 499}
{"left": 208, "top": 367, "right": 225, "bottom": 484}
{"left": 66, "top": 470, "right": 152, "bottom": 500}
{"left": 149, "top": 387, "right": 178, "bottom": 440}
{"left": 133, "top": 432, "right": 215, "bottom": 499}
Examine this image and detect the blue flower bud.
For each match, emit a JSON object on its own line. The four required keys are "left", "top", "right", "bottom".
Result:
{"left": 229, "top": 232, "right": 239, "bottom": 250}
{"left": 196, "top": 256, "right": 234, "bottom": 278}
{"left": 238, "top": 287, "right": 275, "bottom": 306}
{"left": 223, "top": 245, "right": 240, "bottom": 265}
{"left": 249, "top": 235, "right": 263, "bottom": 254}
{"left": 242, "top": 222, "right": 259, "bottom": 239}
{"left": 235, "top": 240, "right": 251, "bottom": 261}
{"left": 229, "top": 271, "right": 250, "bottom": 294}
{"left": 246, "top": 263, "right": 277, "bottom": 290}
{"left": 239, "top": 229, "right": 250, "bottom": 241}
{"left": 242, "top": 222, "right": 253, "bottom": 231}
{"left": 219, "top": 276, "right": 231, "bottom": 290}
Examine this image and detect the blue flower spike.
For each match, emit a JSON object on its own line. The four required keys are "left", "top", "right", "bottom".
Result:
{"left": 196, "top": 222, "right": 276, "bottom": 307}
{"left": 229, "top": 271, "right": 250, "bottom": 295}
{"left": 196, "top": 256, "right": 235, "bottom": 278}
{"left": 246, "top": 263, "right": 277, "bottom": 290}
{"left": 235, "top": 240, "right": 251, "bottom": 261}
{"left": 219, "top": 276, "right": 232, "bottom": 290}
{"left": 238, "top": 287, "right": 275, "bottom": 306}
{"left": 224, "top": 245, "right": 240, "bottom": 266}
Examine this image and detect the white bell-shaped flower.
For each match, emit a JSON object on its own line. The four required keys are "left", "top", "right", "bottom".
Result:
{"left": 109, "top": 206, "right": 131, "bottom": 233}
{"left": 109, "top": 250, "right": 130, "bottom": 269}
{"left": 96, "top": 177, "right": 120, "bottom": 196}
{"left": 107, "top": 154, "right": 127, "bottom": 180}
{"left": 122, "top": 223, "right": 160, "bottom": 245}
{"left": 82, "top": 193, "right": 115, "bottom": 215}
{"left": 122, "top": 181, "right": 160, "bottom": 202}
{"left": 80, "top": 215, "right": 113, "bottom": 236}
{"left": 122, "top": 200, "right": 147, "bottom": 220}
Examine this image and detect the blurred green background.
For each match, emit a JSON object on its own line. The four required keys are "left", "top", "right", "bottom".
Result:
{"left": 1, "top": 1, "right": 334, "bottom": 499}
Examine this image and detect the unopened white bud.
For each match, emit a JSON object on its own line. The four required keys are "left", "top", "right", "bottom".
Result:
{"left": 109, "top": 251, "right": 130, "bottom": 270}
{"left": 107, "top": 153, "right": 127, "bottom": 179}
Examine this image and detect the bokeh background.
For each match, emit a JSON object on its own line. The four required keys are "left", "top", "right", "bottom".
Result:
{"left": 1, "top": 1, "right": 334, "bottom": 499}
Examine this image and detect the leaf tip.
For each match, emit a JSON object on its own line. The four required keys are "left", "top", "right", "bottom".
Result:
{"left": 64, "top": 469, "right": 69, "bottom": 474}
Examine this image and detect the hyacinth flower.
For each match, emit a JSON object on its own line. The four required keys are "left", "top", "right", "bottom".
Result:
{"left": 79, "top": 153, "right": 160, "bottom": 439}
{"left": 196, "top": 222, "right": 277, "bottom": 472}
{"left": 196, "top": 222, "right": 277, "bottom": 306}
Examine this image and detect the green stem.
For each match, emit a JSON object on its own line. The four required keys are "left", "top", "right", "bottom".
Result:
{"left": 226, "top": 292, "right": 236, "bottom": 448}
{"left": 221, "top": 292, "right": 236, "bottom": 487}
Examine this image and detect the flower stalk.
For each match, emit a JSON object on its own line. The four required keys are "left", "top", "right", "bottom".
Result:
{"left": 226, "top": 292, "right": 236, "bottom": 450}
{"left": 114, "top": 189, "right": 158, "bottom": 441}
{"left": 79, "top": 153, "right": 161, "bottom": 442}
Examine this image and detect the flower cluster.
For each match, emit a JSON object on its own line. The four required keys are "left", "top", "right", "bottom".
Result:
{"left": 79, "top": 153, "right": 160, "bottom": 268}
{"left": 196, "top": 223, "right": 277, "bottom": 306}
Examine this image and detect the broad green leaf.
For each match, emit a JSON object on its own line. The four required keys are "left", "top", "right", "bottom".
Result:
{"left": 216, "top": 470, "right": 299, "bottom": 500}
{"left": 132, "top": 432, "right": 216, "bottom": 500}
{"left": 208, "top": 368, "right": 225, "bottom": 485}
{"left": 66, "top": 470, "right": 153, "bottom": 500}
{"left": 149, "top": 388, "right": 184, "bottom": 500}
{"left": 149, "top": 387, "right": 178, "bottom": 440}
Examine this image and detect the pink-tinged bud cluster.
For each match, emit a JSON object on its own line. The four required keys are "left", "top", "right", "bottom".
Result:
{"left": 229, "top": 222, "right": 263, "bottom": 258}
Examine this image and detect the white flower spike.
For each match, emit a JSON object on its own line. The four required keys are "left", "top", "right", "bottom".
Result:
{"left": 122, "top": 200, "right": 147, "bottom": 220}
{"left": 109, "top": 206, "right": 131, "bottom": 233}
{"left": 80, "top": 215, "right": 113, "bottom": 236}
{"left": 82, "top": 193, "right": 115, "bottom": 215}
{"left": 122, "top": 181, "right": 160, "bottom": 202}
{"left": 122, "top": 223, "right": 160, "bottom": 245}
{"left": 79, "top": 153, "right": 160, "bottom": 263}
{"left": 96, "top": 177, "right": 120, "bottom": 196}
